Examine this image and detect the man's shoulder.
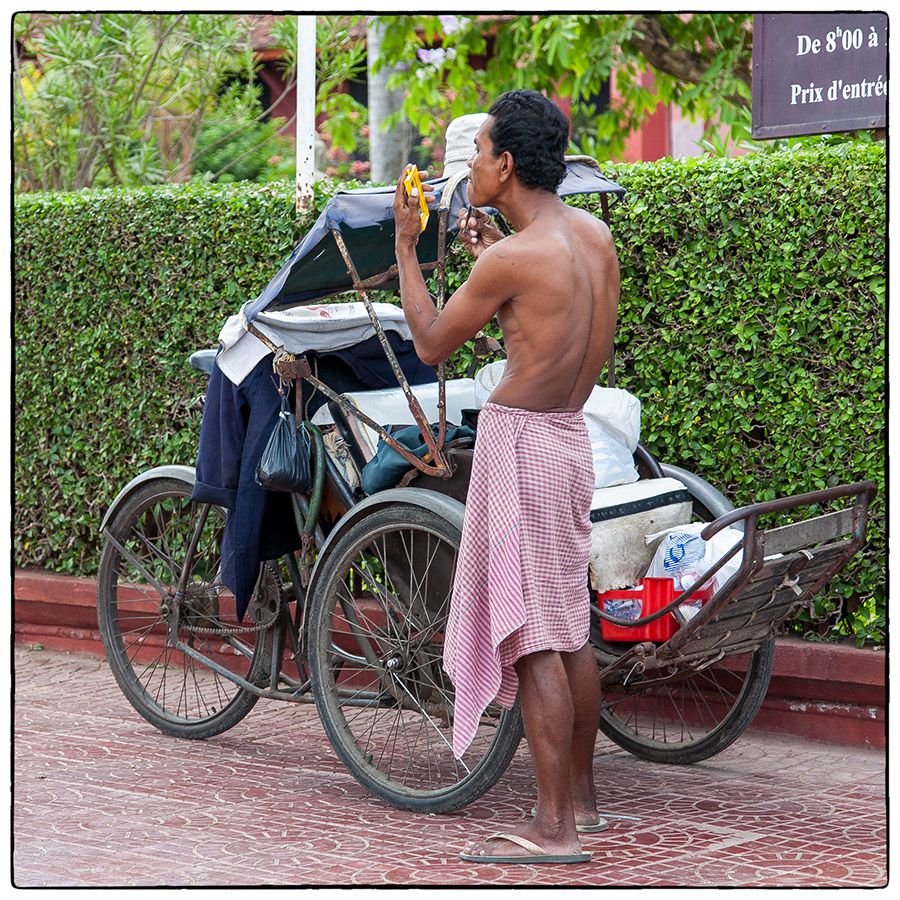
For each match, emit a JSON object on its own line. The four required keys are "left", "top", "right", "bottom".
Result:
{"left": 473, "top": 234, "right": 527, "bottom": 268}
{"left": 522, "top": 206, "right": 612, "bottom": 253}
{"left": 564, "top": 203, "right": 612, "bottom": 235}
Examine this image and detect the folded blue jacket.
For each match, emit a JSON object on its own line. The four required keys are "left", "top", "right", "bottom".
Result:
{"left": 361, "top": 423, "right": 475, "bottom": 495}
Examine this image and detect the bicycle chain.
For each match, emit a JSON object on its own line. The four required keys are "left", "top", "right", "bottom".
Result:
{"left": 181, "top": 608, "right": 280, "bottom": 636}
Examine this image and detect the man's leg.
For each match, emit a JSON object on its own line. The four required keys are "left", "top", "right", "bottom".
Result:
{"left": 560, "top": 642, "right": 602, "bottom": 825}
{"left": 463, "top": 649, "right": 582, "bottom": 858}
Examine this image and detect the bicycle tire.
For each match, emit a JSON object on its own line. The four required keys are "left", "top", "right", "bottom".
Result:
{"left": 598, "top": 638, "right": 775, "bottom": 763}
{"left": 308, "top": 502, "right": 523, "bottom": 813}
{"left": 97, "top": 476, "right": 273, "bottom": 739}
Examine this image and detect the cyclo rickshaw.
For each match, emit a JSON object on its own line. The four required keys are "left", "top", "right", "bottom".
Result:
{"left": 97, "top": 159, "right": 875, "bottom": 814}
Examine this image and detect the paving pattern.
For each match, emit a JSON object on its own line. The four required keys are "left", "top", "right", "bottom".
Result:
{"left": 13, "top": 645, "right": 886, "bottom": 887}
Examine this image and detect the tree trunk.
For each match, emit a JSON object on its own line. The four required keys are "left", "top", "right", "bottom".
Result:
{"left": 366, "top": 18, "right": 411, "bottom": 185}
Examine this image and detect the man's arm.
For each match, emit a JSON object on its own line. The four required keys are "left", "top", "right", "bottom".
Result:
{"left": 393, "top": 172, "right": 515, "bottom": 365}
{"left": 396, "top": 243, "right": 515, "bottom": 365}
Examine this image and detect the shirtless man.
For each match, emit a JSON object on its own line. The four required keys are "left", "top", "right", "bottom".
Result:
{"left": 393, "top": 89, "right": 620, "bottom": 865}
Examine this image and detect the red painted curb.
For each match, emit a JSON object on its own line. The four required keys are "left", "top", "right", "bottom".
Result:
{"left": 13, "top": 567, "right": 885, "bottom": 748}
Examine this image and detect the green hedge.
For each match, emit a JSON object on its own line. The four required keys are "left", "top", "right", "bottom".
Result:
{"left": 14, "top": 143, "right": 885, "bottom": 644}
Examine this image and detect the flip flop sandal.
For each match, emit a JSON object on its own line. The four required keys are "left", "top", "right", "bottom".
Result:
{"left": 531, "top": 808, "right": 609, "bottom": 833}
{"left": 459, "top": 832, "right": 592, "bottom": 865}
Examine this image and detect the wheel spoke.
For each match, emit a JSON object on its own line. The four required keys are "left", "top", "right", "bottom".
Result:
{"left": 102, "top": 528, "right": 168, "bottom": 597}
{"left": 600, "top": 646, "right": 773, "bottom": 761}
{"left": 388, "top": 673, "right": 470, "bottom": 773}
{"left": 131, "top": 524, "right": 182, "bottom": 584}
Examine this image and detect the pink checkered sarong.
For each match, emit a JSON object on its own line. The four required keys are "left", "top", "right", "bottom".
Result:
{"left": 443, "top": 401, "right": 594, "bottom": 757}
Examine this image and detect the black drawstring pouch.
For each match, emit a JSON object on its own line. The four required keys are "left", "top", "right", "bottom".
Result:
{"left": 255, "top": 394, "right": 312, "bottom": 493}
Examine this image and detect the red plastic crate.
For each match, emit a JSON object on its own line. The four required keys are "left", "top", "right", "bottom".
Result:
{"left": 597, "top": 576, "right": 713, "bottom": 642}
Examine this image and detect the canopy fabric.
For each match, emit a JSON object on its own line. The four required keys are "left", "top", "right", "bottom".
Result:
{"left": 243, "top": 159, "right": 625, "bottom": 321}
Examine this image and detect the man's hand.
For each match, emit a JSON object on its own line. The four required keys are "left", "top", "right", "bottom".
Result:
{"left": 393, "top": 167, "right": 435, "bottom": 250}
{"left": 456, "top": 206, "right": 504, "bottom": 258}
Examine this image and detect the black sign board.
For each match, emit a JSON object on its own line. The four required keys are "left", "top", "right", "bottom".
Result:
{"left": 752, "top": 13, "right": 887, "bottom": 139}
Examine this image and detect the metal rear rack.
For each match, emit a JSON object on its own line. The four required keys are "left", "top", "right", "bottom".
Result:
{"left": 598, "top": 480, "right": 876, "bottom": 681}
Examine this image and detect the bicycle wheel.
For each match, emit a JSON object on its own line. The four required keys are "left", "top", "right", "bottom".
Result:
{"left": 596, "top": 478, "right": 775, "bottom": 763}
{"left": 97, "top": 476, "right": 274, "bottom": 739}
{"left": 308, "top": 502, "right": 523, "bottom": 813}
{"left": 597, "top": 637, "right": 775, "bottom": 763}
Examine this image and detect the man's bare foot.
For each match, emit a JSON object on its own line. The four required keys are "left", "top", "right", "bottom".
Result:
{"left": 462, "top": 820, "right": 582, "bottom": 860}
{"left": 571, "top": 782, "right": 600, "bottom": 827}
{"left": 531, "top": 803, "right": 606, "bottom": 831}
{"left": 573, "top": 804, "right": 603, "bottom": 829}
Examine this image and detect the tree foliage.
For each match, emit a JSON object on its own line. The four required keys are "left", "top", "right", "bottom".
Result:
{"left": 191, "top": 82, "right": 295, "bottom": 184}
{"left": 371, "top": 14, "right": 756, "bottom": 160}
{"left": 13, "top": 13, "right": 259, "bottom": 191}
{"left": 267, "top": 15, "right": 368, "bottom": 154}
{"left": 13, "top": 13, "right": 775, "bottom": 191}
{"left": 12, "top": 13, "right": 370, "bottom": 192}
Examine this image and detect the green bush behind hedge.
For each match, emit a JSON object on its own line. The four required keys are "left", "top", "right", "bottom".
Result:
{"left": 14, "top": 143, "right": 885, "bottom": 644}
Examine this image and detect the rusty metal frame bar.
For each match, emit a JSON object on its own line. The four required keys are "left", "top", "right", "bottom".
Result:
{"left": 329, "top": 225, "right": 450, "bottom": 477}
{"left": 246, "top": 228, "right": 456, "bottom": 475}
{"left": 434, "top": 206, "right": 450, "bottom": 449}
{"left": 354, "top": 261, "right": 440, "bottom": 290}
{"left": 247, "top": 306, "right": 450, "bottom": 476}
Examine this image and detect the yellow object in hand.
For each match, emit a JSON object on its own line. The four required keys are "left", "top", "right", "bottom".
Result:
{"left": 403, "top": 164, "right": 429, "bottom": 232}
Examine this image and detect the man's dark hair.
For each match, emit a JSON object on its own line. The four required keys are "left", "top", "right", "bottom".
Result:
{"left": 487, "top": 89, "right": 569, "bottom": 192}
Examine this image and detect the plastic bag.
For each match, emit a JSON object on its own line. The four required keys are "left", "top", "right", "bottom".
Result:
{"left": 255, "top": 394, "right": 312, "bottom": 493}
{"left": 644, "top": 522, "right": 744, "bottom": 595}
{"left": 604, "top": 595, "right": 642, "bottom": 620}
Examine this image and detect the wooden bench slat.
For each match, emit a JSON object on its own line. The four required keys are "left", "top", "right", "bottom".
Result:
{"left": 662, "top": 539, "right": 854, "bottom": 657}
{"left": 762, "top": 508, "right": 855, "bottom": 557}
{"left": 715, "top": 555, "right": 844, "bottom": 609}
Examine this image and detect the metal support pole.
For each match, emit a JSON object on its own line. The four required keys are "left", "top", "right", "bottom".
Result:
{"left": 330, "top": 226, "right": 450, "bottom": 476}
{"left": 295, "top": 15, "right": 317, "bottom": 212}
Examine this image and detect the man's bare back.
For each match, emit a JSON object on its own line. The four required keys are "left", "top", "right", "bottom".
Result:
{"left": 481, "top": 204, "right": 619, "bottom": 412}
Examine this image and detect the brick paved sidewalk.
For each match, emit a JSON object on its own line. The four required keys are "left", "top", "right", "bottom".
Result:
{"left": 13, "top": 645, "right": 886, "bottom": 887}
